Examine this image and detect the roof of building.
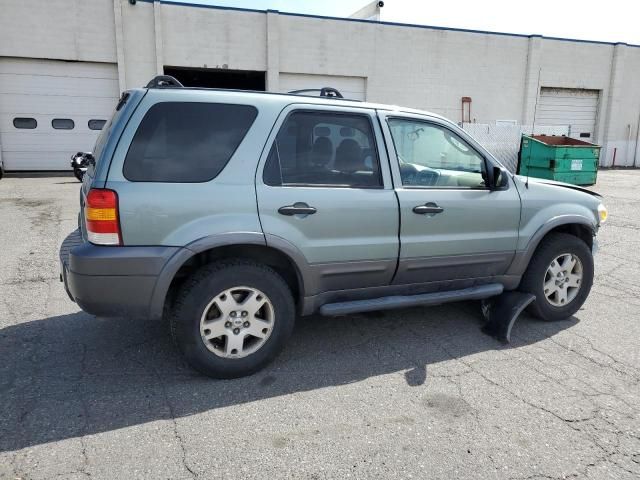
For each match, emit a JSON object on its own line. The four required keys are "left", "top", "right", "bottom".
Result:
{"left": 137, "top": 0, "right": 639, "bottom": 48}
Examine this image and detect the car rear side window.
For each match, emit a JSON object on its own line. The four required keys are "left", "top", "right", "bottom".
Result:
{"left": 263, "top": 111, "right": 382, "bottom": 188}
{"left": 123, "top": 102, "right": 258, "bottom": 182}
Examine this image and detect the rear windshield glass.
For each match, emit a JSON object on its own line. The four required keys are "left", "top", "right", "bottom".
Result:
{"left": 123, "top": 102, "right": 258, "bottom": 182}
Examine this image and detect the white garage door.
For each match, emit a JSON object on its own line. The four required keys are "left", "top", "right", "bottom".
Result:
{"left": 0, "top": 58, "right": 119, "bottom": 170}
{"left": 537, "top": 87, "right": 600, "bottom": 142}
{"left": 279, "top": 73, "right": 366, "bottom": 101}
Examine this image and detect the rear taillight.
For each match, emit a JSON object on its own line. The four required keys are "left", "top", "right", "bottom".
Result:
{"left": 85, "top": 189, "right": 121, "bottom": 245}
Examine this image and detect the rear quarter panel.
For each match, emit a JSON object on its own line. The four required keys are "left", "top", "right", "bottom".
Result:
{"left": 81, "top": 89, "right": 147, "bottom": 239}
{"left": 104, "top": 90, "right": 285, "bottom": 246}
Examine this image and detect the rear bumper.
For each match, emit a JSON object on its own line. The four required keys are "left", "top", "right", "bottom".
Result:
{"left": 60, "top": 230, "right": 179, "bottom": 318}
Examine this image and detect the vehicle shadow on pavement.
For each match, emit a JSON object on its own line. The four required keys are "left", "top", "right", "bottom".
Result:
{"left": 0, "top": 302, "right": 578, "bottom": 453}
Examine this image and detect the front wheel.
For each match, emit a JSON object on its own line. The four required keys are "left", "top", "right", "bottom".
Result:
{"left": 170, "top": 260, "right": 295, "bottom": 378}
{"left": 519, "top": 233, "right": 594, "bottom": 321}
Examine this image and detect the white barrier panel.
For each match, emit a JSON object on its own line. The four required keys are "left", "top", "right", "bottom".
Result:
{"left": 462, "top": 123, "right": 570, "bottom": 173}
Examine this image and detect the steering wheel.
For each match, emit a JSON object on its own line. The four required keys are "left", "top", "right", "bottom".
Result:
{"left": 414, "top": 168, "right": 440, "bottom": 186}
{"left": 397, "top": 155, "right": 440, "bottom": 186}
{"left": 444, "top": 130, "right": 472, "bottom": 155}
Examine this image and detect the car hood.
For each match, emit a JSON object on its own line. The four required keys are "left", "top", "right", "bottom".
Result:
{"left": 514, "top": 175, "right": 601, "bottom": 198}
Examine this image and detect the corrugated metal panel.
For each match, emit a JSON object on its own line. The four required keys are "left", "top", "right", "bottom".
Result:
{"left": 537, "top": 87, "right": 599, "bottom": 142}
{"left": 278, "top": 73, "right": 366, "bottom": 101}
{"left": 0, "top": 58, "right": 119, "bottom": 170}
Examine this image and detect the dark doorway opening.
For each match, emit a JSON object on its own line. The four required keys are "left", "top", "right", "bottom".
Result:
{"left": 164, "top": 66, "right": 266, "bottom": 91}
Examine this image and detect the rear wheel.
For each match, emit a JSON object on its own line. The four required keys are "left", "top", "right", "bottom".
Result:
{"left": 520, "top": 233, "right": 594, "bottom": 321}
{"left": 170, "top": 260, "right": 295, "bottom": 378}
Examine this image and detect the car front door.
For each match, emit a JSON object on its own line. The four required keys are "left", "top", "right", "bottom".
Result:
{"left": 379, "top": 112, "right": 521, "bottom": 286}
{"left": 256, "top": 104, "right": 399, "bottom": 297}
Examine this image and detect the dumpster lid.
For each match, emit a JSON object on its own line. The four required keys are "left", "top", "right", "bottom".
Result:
{"left": 525, "top": 135, "right": 600, "bottom": 148}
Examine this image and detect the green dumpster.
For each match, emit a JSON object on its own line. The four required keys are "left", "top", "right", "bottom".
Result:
{"left": 518, "top": 135, "right": 601, "bottom": 186}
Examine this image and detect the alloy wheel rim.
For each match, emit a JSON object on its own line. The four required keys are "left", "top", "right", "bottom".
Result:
{"left": 199, "top": 286, "right": 274, "bottom": 358}
{"left": 543, "top": 253, "right": 583, "bottom": 307}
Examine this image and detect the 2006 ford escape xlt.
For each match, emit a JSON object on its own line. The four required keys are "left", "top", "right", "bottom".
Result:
{"left": 60, "top": 76, "right": 608, "bottom": 378}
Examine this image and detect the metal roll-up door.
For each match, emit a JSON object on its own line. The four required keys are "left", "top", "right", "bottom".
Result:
{"left": 0, "top": 58, "right": 119, "bottom": 170}
{"left": 537, "top": 87, "right": 600, "bottom": 142}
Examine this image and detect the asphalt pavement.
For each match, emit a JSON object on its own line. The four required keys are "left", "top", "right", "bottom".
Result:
{"left": 1, "top": 170, "right": 639, "bottom": 479}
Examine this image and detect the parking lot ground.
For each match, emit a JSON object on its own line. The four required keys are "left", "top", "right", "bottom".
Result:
{"left": 1, "top": 170, "right": 639, "bottom": 480}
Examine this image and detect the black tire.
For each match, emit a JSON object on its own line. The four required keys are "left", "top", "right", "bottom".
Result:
{"left": 170, "top": 259, "right": 295, "bottom": 379}
{"left": 520, "top": 233, "right": 594, "bottom": 321}
{"left": 73, "top": 169, "right": 84, "bottom": 182}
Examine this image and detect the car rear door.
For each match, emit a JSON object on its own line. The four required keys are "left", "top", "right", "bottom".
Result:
{"left": 378, "top": 111, "right": 521, "bottom": 286}
{"left": 256, "top": 104, "right": 399, "bottom": 297}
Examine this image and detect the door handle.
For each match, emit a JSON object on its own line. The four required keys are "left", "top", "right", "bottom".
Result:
{"left": 413, "top": 203, "right": 444, "bottom": 215}
{"left": 278, "top": 202, "right": 317, "bottom": 216}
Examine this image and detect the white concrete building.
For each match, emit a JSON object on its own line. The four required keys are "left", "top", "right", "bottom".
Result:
{"left": 1, "top": 0, "right": 639, "bottom": 170}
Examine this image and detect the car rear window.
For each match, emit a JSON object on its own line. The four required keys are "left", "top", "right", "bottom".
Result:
{"left": 123, "top": 102, "right": 258, "bottom": 182}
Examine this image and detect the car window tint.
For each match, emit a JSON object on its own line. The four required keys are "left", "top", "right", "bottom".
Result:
{"left": 264, "top": 111, "right": 381, "bottom": 188}
{"left": 387, "top": 118, "right": 486, "bottom": 189}
{"left": 123, "top": 102, "right": 257, "bottom": 182}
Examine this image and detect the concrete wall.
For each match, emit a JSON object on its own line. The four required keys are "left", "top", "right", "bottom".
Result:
{"left": 0, "top": 0, "right": 116, "bottom": 63}
{"left": 1, "top": 0, "right": 639, "bottom": 166}
{"left": 162, "top": 3, "right": 267, "bottom": 72}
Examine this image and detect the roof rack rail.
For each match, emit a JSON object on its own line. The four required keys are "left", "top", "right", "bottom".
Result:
{"left": 145, "top": 75, "right": 184, "bottom": 89}
{"left": 288, "top": 87, "right": 344, "bottom": 98}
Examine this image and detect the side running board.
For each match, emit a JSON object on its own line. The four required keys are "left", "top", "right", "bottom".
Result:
{"left": 319, "top": 283, "right": 504, "bottom": 316}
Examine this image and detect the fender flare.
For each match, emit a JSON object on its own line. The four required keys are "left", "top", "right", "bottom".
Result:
{"left": 507, "top": 215, "right": 596, "bottom": 276}
{"left": 147, "top": 232, "right": 310, "bottom": 319}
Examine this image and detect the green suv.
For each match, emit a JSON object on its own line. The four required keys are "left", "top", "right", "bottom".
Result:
{"left": 60, "top": 77, "right": 607, "bottom": 378}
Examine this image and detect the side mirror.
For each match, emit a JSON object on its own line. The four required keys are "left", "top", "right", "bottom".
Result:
{"left": 490, "top": 166, "right": 508, "bottom": 190}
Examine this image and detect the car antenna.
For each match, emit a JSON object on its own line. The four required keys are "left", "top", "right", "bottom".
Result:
{"left": 526, "top": 68, "right": 542, "bottom": 189}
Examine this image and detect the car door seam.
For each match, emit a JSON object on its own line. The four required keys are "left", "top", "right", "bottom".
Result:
{"left": 377, "top": 110, "right": 403, "bottom": 284}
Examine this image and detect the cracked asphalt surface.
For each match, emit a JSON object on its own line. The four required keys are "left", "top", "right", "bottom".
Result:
{"left": 1, "top": 170, "right": 639, "bottom": 479}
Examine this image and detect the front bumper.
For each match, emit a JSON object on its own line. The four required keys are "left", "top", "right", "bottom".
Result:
{"left": 60, "top": 230, "right": 179, "bottom": 318}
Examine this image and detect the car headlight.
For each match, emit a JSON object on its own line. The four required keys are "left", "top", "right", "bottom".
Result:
{"left": 597, "top": 203, "right": 608, "bottom": 224}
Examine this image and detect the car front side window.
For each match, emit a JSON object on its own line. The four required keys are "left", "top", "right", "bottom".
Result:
{"left": 387, "top": 118, "right": 487, "bottom": 189}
